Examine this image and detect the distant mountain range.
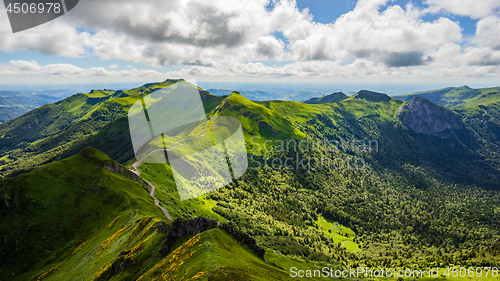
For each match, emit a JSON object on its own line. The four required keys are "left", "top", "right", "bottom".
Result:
{"left": 207, "top": 88, "right": 334, "bottom": 102}
{"left": 0, "top": 90, "right": 78, "bottom": 123}
{"left": 394, "top": 85, "right": 500, "bottom": 108}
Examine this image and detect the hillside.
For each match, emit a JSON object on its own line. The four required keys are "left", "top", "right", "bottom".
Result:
{"left": 394, "top": 85, "right": 500, "bottom": 108}
{"left": 1, "top": 80, "right": 500, "bottom": 279}
{"left": 0, "top": 147, "right": 164, "bottom": 279}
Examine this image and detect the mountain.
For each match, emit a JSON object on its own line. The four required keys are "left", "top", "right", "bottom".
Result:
{"left": 398, "top": 97, "right": 465, "bottom": 136}
{"left": 394, "top": 85, "right": 500, "bottom": 108}
{"left": 351, "top": 90, "right": 392, "bottom": 102}
{"left": 0, "top": 147, "right": 163, "bottom": 279}
{"left": 2, "top": 80, "right": 500, "bottom": 279}
{"left": 303, "top": 92, "right": 348, "bottom": 104}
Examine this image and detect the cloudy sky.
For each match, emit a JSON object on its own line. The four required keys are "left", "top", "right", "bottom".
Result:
{"left": 0, "top": 0, "right": 500, "bottom": 86}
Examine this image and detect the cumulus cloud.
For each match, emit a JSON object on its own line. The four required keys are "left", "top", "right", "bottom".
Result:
{"left": 0, "top": 11, "right": 89, "bottom": 57}
{"left": 424, "top": 0, "right": 500, "bottom": 19}
{"left": 475, "top": 16, "right": 500, "bottom": 49}
{"left": 284, "top": 0, "right": 462, "bottom": 65}
{"left": 464, "top": 47, "right": 500, "bottom": 66}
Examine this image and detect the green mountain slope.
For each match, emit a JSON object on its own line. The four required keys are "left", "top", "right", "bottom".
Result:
{"left": 0, "top": 147, "right": 164, "bottom": 280}
{"left": 138, "top": 228, "right": 304, "bottom": 281}
{"left": 394, "top": 85, "right": 500, "bottom": 108}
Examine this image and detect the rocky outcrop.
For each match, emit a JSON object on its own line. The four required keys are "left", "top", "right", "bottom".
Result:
{"left": 158, "top": 216, "right": 220, "bottom": 255}
{"left": 95, "top": 250, "right": 135, "bottom": 280}
{"left": 158, "top": 216, "right": 220, "bottom": 237}
{"left": 157, "top": 216, "right": 265, "bottom": 259}
{"left": 397, "top": 97, "right": 465, "bottom": 135}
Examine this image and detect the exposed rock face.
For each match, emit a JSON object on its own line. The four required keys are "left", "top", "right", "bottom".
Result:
{"left": 158, "top": 216, "right": 220, "bottom": 237}
{"left": 157, "top": 216, "right": 265, "bottom": 259}
{"left": 95, "top": 251, "right": 135, "bottom": 280}
{"left": 158, "top": 216, "right": 220, "bottom": 255}
{"left": 398, "top": 97, "right": 465, "bottom": 135}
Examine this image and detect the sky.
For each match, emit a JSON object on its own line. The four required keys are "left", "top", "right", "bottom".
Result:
{"left": 0, "top": 0, "right": 500, "bottom": 87}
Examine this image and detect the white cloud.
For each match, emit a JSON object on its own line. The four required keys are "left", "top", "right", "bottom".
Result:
{"left": 424, "top": 0, "right": 500, "bottom": 19}
{"left": 463, "top": 47, "right": 500, "bottom": 66}
{"left": 0, "top": 0, "right": 500, "bottom": 82}
{"left": 0, "top": 0, "right": 466, "bottom": 68}
{"left": 0, "top": 60, "right": 163, "bottom": 77}
{"left": 1, "top": 58, "right": 499, "bottom": 84}
{"left": 475, "top": 16, "right": 500, "bottom": 49}
{"left": 0, "top": 10, "right": 89, "bottom": 57}
{"left": 284, "top": 0, "right": 462, "bottom": 66}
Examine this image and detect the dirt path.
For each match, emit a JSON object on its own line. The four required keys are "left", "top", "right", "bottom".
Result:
{"left": 130, "top": 163, "right": 172, "bottom": 221}
{"left": 129, "top": 133, "right": 206, "bottom": 221}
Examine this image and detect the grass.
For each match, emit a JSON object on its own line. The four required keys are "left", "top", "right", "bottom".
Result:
{"left": 312, "top": 215, "right": 362, "bottom": 253}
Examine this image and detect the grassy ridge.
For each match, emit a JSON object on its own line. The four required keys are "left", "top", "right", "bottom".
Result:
{"left": 0, "top": 147, "right": 164, "bottom": 280}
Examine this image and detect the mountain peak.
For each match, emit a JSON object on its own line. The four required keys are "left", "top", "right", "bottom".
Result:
{"left": 164, "top": 78, "right": 185, "bottom": 84}
{"left": 353, "top": 90, "right": 391, "bottom": 102}
{"left": 303, "top": 92, "right": 347, "bottom": 104}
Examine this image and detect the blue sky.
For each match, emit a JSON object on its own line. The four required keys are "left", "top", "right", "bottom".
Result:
{"left": 0, "top": 0, "right": 499, "bottom": 86}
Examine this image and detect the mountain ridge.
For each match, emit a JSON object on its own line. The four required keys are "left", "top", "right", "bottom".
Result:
{"left": 394, "top": 85, "right": 500, "bottom": 108}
